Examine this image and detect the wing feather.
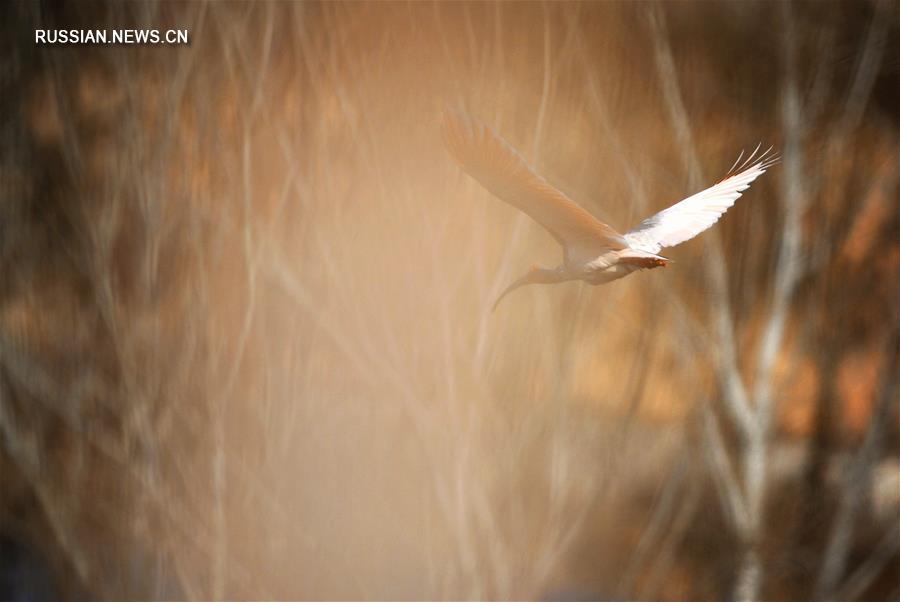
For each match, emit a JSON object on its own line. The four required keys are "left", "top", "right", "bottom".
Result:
{"left": 442, "top": 110, "right": 626, "bottom": 253}
{"left": 625, "top": 148, "right": 779, "bottom": 254}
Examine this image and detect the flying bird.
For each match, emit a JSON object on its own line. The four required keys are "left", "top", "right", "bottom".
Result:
{"left": 441, "top": 110, "right": 779, "bottom": 310}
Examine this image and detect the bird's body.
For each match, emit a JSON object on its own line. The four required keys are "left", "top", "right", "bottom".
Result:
{"left": 556, "top": 251, "right": 655, "bottom": 286}
{"left": 441, "top": 110, "right": 778, "bottom": 309}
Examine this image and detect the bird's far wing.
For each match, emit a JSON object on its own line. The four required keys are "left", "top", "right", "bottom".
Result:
{"left": 442, "top": 109, "right": 627, "bottom": 252}
{"left": 624, "top": 147, "right": 779, "bottom": 254}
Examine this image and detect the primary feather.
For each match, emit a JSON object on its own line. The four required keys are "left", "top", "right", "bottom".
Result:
{"left": 625, "top": 147, "right": 779, "bottom": 254}
{"left": 442, "top": 109, "right": 627, "bottom": 255}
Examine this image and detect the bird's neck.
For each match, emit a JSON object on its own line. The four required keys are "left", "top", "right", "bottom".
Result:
{"left": 533, "top": 266, "right": 569, "bottom": 284}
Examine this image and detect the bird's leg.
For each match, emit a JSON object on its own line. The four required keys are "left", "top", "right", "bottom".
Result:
{"left": 618, "top": 253, "right": 670, "bottom": 269}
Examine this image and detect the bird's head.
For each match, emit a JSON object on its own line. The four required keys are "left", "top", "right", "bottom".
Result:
{"left": 492, "top": 264, "right": 566, "bottom": 312}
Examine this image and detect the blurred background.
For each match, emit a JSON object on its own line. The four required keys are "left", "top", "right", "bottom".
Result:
{"left": 0, "top": 1, "right": 898, "bottom": 600}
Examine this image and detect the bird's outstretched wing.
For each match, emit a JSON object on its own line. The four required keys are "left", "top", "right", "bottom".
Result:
{"left": 442, "top": 110, "right": 627, "bottom": 253}
{"left": 625, "top": 147, "right": 779, "bottom": 254}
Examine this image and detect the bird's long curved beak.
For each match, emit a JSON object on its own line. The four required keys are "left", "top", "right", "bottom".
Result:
{"left": 491, "top": 275, "right": 534, "bottom": 312}
{"left": 492, "top": 267, "right": 560, "bottom": 312}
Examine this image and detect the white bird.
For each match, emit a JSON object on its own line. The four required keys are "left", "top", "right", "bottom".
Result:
{"left": 442, "top": 110, "right": 779, "bottom": 310}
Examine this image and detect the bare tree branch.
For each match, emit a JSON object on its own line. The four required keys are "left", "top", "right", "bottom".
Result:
{"left": 815, "top": 335, "right": 899, "bottom": 602}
